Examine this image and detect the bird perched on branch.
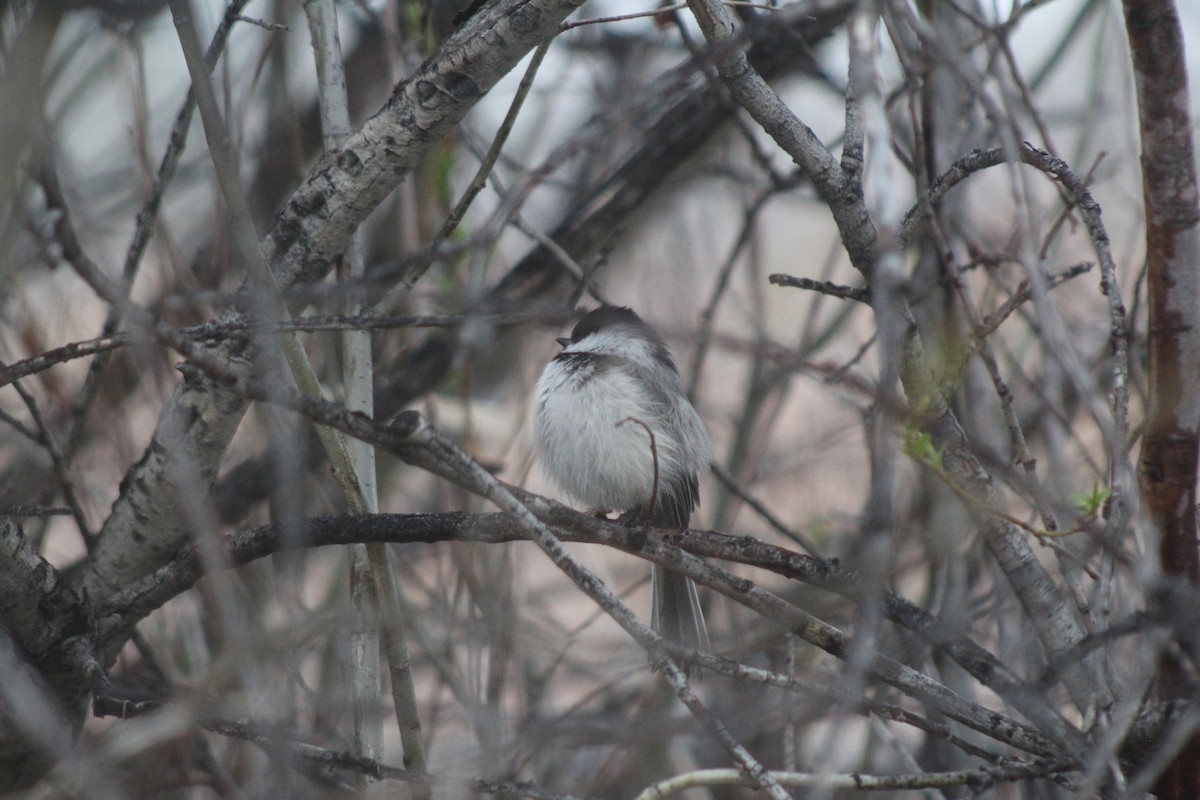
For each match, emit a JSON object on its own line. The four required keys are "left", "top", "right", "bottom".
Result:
{"left": 534, "top": 306, "right": 713, "bottom": 673}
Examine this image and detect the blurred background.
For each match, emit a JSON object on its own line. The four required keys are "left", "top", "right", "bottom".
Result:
{"left": 2, "top": 0, "right": 1198, "bottom": 796}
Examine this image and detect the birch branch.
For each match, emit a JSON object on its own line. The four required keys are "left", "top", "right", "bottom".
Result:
{"left": 304, "top": 0, "right": 382, "bottom": 778}
{"left": 304, "top": 0, "right": 430, "bottom": 781}
{"left": 78, "top": 0, "right": 586, "bottom": 613}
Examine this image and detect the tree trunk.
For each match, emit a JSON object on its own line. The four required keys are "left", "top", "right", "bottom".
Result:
{"left": 1123, "top": 0, "right": 1200, "bottom": 795}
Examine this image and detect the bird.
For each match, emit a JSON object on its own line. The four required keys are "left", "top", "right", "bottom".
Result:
{"left": 533, "top": 305, "right": 713, "bottom": 672}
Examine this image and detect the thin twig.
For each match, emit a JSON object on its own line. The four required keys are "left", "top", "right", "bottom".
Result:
{"left": 709, "top": 463, "right": 820, "bottom": 554}
{"left": 0, "top": 310, "right": 569, "bottom": 389}
{"left": 976, "top": 262, "right": 1093, "bottom": 338}
{"left": 0, "top": 505, "right": 72, "bottom": 517}
{"left": 202, "top": 716, "right": 596, "bottom": 800}
{"left": 689, "top": 189, "right": 775, "bottom": 394}
{"left": 235, "top": 14, "right": 290, "bottom": 30}
{"left": 0, "top": 405, "right": 43, "bottom": 443}
{"left": 0, "top": 354, "right": 93, "bottom": 542}
{"left": 411, "top": 39, "right": 551, "bottom": 292}
{"left": 768, "top": 273, "right": 870, "bottom": 303}
{"left": 303, "top": 0, "right": 391, "bottom": 778}
{"left": 62, "top": 0, "right": 251, "bottom": 459}
{"left": 617, "top": 417, "right": 660, "bottom": 520}
{"left": 561, "top": 1, "right": 780, "bottom": 30}
{"left": 633, "top": 761, "right": 1075, "bottom": 800}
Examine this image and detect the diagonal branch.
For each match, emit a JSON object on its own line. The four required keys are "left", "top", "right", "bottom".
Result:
{"left": 74, "top": 0, "right": 589, "bottom": 610}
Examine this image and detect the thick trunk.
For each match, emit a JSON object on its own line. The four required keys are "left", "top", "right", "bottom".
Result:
{"left": 1123, "top": 0, "right": 1200, "bottom": 795}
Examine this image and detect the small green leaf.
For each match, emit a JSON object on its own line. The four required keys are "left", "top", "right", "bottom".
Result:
{"left": 1071, "top": 483, "right": 1110, "bottom": 516}
{"left": 904, "top": 428, "right": 944, "bottom": 473}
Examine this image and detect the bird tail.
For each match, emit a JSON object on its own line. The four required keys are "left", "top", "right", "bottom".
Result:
{"left": 651, "top": 563, "right": 709, "bottom": 676}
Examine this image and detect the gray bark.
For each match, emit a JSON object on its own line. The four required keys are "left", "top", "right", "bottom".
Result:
{"left": 76, "top": 0, "right": 586, "bottom": 609}
{"left": 0, "top": 520, "right": 97, "bottom": 789}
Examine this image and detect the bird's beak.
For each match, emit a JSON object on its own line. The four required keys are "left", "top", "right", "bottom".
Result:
{"left": 556, "top": 337, "right": 571, "bottom": 348}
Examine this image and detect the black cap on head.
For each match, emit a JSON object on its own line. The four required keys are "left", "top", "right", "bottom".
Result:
{"left": 561, "top": 305, "right": 677, "bottom": 372}
{"left": 566, "top": 306, "right": 647, "bottom": 344}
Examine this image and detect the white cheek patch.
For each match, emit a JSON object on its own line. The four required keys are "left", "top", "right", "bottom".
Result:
{"left": 564, "top": 328, "right": 659, "bottom": 365}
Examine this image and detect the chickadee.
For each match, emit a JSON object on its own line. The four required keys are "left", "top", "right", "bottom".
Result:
{"left": 534, "top": 306, "right": 713, "bottom": 667}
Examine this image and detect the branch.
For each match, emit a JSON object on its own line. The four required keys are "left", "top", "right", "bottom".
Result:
{"left": 67, "top": 299, "right": 786, "bottom": 795}
{"left": 1125, "top": 0, "right": 1200, "bottom": 581}
{"left": 96, "top": 509, "right": 1065, "bottom": 759}
{"left": 684, "top": 0, "right": 1104, "bottom": 718}
{"left": 0, "top": 311, "right": 568, "bottom": 388}
{"left": 0, "top": 520, "right": 104, "bottom": 790}
{"left": 60, "top": 0, "right": 253, "bottom": 458}
{"left": 417, "top": 39, "right": 551, "bottom": 289}
{"left": 199, "top": 716, "right": 596, "bottom": 800}
{"left": 1123, "top": 1, "right": 1200, "bottom": 793}
{"left": 74, "top": 0, "right": 590, "bottom": 611}
{"left": 633, "top": 760, "right": 1076, "bottom": 799}
{"left": 302, "top": 0, "right": 428, "bottom": 780}
{"left": 391, "top": 420, "right": 796, "bottom": 800}
{"left": 895, "top": 143, "right": 1125, "bottom": 714}
{"left": 672, "top": 2, "right": 1100, "bottom": 721}
{"left": 260, "top": 0, "right": 587, "bottom": 291}
{"left": 87, "top": 316, "right": 1074, "bottom": 757}
{"left": 684, "top": 0, "right": 877, "bottom": 274}
{"left": 205, "top": 5, "right": 850, "bottom": 527}
{"left": 767, "top": 273, "right": 869, "bottom": 303}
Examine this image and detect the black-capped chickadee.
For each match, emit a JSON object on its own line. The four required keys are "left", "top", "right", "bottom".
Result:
{"left": 534, "top": 306, "right": 713, "bottom": 667}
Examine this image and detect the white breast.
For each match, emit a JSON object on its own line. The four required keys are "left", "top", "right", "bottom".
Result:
{"left": 534, "top": 357, "right": 673, "bottom": 512}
